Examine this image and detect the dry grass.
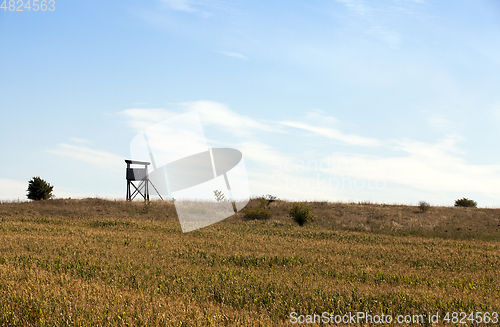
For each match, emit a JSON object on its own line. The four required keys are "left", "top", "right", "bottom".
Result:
{"left": 250, "top": 199, "right": 500, "bottom": 241}
{"left": 0, "top": 198, "right": 499, "bottom": 326}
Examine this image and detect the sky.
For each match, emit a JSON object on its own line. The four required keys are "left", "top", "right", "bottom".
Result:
{"left": 1, "top": 0, "right": 500, "bottom": 207}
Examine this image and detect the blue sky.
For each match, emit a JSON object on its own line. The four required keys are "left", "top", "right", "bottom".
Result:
{"left": 1, "top": 0, "right": 500, "bottom": 207}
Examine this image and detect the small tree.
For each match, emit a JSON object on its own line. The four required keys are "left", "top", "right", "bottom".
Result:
{"left": 290, "top": 202, "right": 316, "bottom": 226}
{"left": 454, "top": 198, "right": 477, "bottom": 208}
{"left": 418, "top": 201, "right": 431, "bottom": 213}
{"left": 264, "top": 194, "right": 277, "bottom": 206}
{"left": 27, "top": 176, "right": 54, "bottom": 201}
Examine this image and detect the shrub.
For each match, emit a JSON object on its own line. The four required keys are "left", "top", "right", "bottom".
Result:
{"left": 289, "top": 202, "right": 316, "bottom": 226}
{"left": 243, "top": 207, "right": 273, "bottom": 220}
{"left": 418, "top": 201, "right": 431, "bottom": 213}
{"left": 454, "top": 198, "right": 477, "bottom": 208}
{"left": 27, "top": 176, "right": 54, "bottom": 201}
{"left": 243, "top": 197, "right": 273, "bottom": 220}
{"left": 264, "top": 194, "right": 277, "bottom": 206}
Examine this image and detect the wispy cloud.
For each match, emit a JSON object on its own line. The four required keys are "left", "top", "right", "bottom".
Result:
{"left": 279, "top": 120, "right": 382, "bottom": 147}
{"left": 237, "top": 141, "right": 296, "bottom": 169}
{"left": 335, "top": 0, "right": 370, "bottom": 17}
{"left": 120, "top": 108, "right": 178, "bottom": 132}
{"left": 0, "top": 178, "right": 28, "bottom": 201}
{"left": 278, "top": 109, "right": 382, "bottom": 147}
{"left": 216, "top": 51, "right": 249, "bottom": 60}
{"left": 427, "top": 113, "right": 456, "bottom": 133}
{"left": 304, "top": 109, "right": 339, "bottom": 125}
{"left": 334, "top": 0, "right": 408, "bottom": 46}
{"left": 118, "top": 101, "right": 500, "bottom": 204}
{"left": 185, "top": 101, "right": 277, "bottom": 136}
{"left": 120, "top": 101, "right": 279, "bottom": 138}
{"left": 158, "top": 0, "right": 234, "bottom": 17}
{"left": 271, "top": 110, "right": 500, "bottom": 202}
{"left": 323, "top": 135, "right": 500, "bottom": 197}
{"left": 47, "top": 144, "right": 123, "bottom": 171}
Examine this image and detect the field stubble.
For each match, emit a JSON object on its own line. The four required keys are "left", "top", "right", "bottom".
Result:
{"left": 0, "top": 198, "right": 499, "bottom": 326}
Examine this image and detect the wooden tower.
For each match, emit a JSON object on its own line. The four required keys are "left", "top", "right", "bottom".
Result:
{"left": 125, "top": 159, "right": 151, "bottom": 201}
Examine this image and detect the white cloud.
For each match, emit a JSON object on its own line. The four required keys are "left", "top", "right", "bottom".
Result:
{"left": 47, "top": 144, "right": 123, "bottom": 172}
{"left": 279, "top": 120, "right": 382, "bottom": 147}
{"left": 120, "top": 101, "right": 280, "bottom": 139}
{"left": 323, "top": 135, "right": 500, "bottom": 198}
{"left": 120, "top": 108, "right": 178, "bottom": 132}
{"left": 158, "top": 0, "right": 233, "bottom": 17}
{"left": 335, "top": 0, "right": 370, "bottom": 17}
{"left": 0, "top": 178, "right": 28, "bottom": 201}
{"left": 246, "top": 170, "right": 353, "bottom": 202}
{"left": 390, "top": 134, "right": 466, "bottom": 157}
{"left": 118, "top": 101, "right": 500, "bottom": 205}
{"left": 237, "top": 141, "right": 296, "bottom": 169}
{"left": 304, "top": 108, "right": 339, "bottom": 125}
{"left": 427, "top": 113, "right": 455, "bottom": 133}
{"left": 186, "top": 101, "right": 278, "bottom": 136}
{"left": 216, "top": 51, "right": 249, "bottom": 60}
{"left": 334, "top": 0, "right": 415, "bottom": 47}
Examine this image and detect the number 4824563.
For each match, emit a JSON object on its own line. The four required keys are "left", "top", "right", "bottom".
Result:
{"left": 1, "top": 0, "right": 55, "bottom": 11}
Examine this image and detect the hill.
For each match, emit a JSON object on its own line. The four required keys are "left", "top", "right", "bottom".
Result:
{"left": 2, "top": 197, "right": 499, "bottom": 240}
{"left": 0, "top": 198, "right": 499, "bottom": 325}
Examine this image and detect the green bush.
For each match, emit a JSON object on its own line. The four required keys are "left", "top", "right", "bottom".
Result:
{"left": 289, "top": 203, "right": 316, "bottom": 226}
{"left": 243, "top": 196, "right": 277, "bottom": 220}
{"left": 418, "top": 201, "right": 431, "bottom": 213}
{"left": 454, "top": 198, "right": 477, "bottom": 208}
{"left": 243, "top": 206, "right": 273, "bottom": 220}
{"left": 27, "top": 176, "right": 54, "bottom": 201}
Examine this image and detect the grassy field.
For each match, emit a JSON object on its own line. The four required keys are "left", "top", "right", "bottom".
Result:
{"left": 0, "top": 198, "right": 499, "bottom": 326}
